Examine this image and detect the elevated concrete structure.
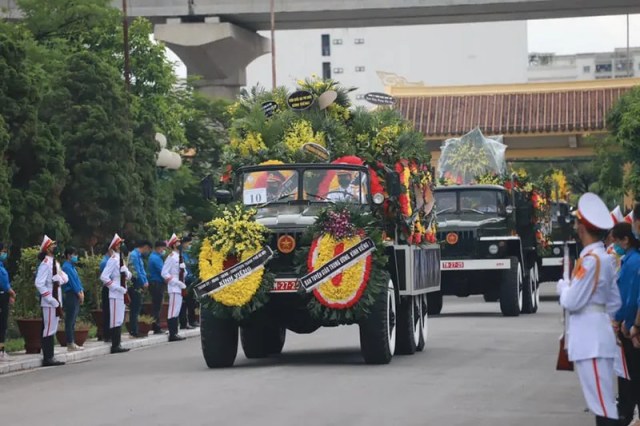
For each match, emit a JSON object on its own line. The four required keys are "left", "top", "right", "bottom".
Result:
{"left": 155, "top": 20, "right": 270, "bottom": 98}
{"left": 5, "top": 0, "right": 639, "bottom": 30}
{"left": 3, "top": 0, "right": 640, "bottom": 98}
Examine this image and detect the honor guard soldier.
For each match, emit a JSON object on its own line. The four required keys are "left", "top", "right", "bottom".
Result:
{"left": 100, "top": 234, "right": 132, "bottom": 354}
{"left": 35, "top": 236, "right": 68, "bottom": 367}
{"left": 161, "top": 234, "right": 187, "bottom": 342}
{"left": 556, "top": 193, "right": 622, "bottom": 426}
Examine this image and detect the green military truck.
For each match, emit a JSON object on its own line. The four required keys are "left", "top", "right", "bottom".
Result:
{"left": 428, "top": 183, "right": 547, "bottom": 316}
{"left": 539, "top": 201, "right": 578, "bottom": 283}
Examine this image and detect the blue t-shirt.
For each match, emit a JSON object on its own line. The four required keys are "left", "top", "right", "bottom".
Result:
{"left": 615, "top": 248, "right": 640, "bottom": 330}
{"left": 148, "top": 251, "right": 164, "bottom": 283}
{"left": 0, "top": 261, "right": 10, "bottom": 292}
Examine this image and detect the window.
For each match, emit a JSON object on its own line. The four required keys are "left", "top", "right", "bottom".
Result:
{"left": 583, "top": 65, "right": 591, "bottom": 73}
{"left": 596, "top": 63, "right": 612, "bottom": 73}
{"left": 321, "top": 34, "right": 330, "bottom": 56}
{"left": 332, "top": 38, "right": 343, "bottom": 45}
{"left": 333, "top": 67, "right": 344, "bottom": 74}
{"left": 355, "top": 66, "right": 365, "bottom": 72}
{"left": 322, "top": 62, "right": 331, "bottom": 80}
{"left": 355, "top": 94, "right": 365, "bottom": 100}
{"left": 354, "top": 38, "right": 365, "bottom": 45}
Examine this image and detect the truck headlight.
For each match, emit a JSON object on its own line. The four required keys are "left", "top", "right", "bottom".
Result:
{"left": 372, "top": 193, "right": 385, "bottom": 205}
{"left": 488, "top": 244, "right": 499, "bottom": 255}
{"left": 553, "top": 247, "right": 561, "bottom": 255}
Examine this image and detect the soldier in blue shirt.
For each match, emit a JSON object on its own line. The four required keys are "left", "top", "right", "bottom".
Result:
{"left": 148, "top": 241, "right": 167, "bottom": 334}
{"left": 99, "top": 243, "right": 112, "bottom": 342}
{"left": 0, "top": 242, "right": 16, "bottom": 361}
{"left": 610, "top": 222, "right": 640, "bottom": 425}
{"left": 62, "top": 248, "right": 85, "bottom": 351}
{"left": 128, "top": 240, "right": 151, "bottom": 337}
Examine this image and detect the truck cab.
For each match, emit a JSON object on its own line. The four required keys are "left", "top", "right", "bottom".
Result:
{"left": 431, "top": 184, "right": 541, "bottom": 317}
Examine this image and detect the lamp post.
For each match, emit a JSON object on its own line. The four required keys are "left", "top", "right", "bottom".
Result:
{"left": 270, "top": 0, "right": 276, "bottom": 89}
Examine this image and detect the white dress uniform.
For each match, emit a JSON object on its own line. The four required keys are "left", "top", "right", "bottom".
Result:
{"left": 557, "top": 194, "right": 622, "bottom": 422}
{"left": 162, "top": 250, "right": 186, "bottom": 320}
{"left": 100, "top": 252, "right": 131, "bottom": 328}
{"left": 35, "top": 255, "right": 68, "bottom": 337}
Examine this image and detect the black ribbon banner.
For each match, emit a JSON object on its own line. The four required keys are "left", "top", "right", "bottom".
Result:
{"left": 299, "top": 238, "right": 376, "bottom": 292}
{"left": 192, "top": 246, "right": 274, "bottom": 299}
{"left": 364, "top": 92, "right": 396, "bottom": 106}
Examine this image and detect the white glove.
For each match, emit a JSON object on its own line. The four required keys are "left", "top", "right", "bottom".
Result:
{"left": 44, "top": 295, "right": 59, "bottom": 308}
{"left": 178, "top": 281, "right": 187, "bottom": 290}
{"left": 179, "top": 263, "right": 186, "bottom": 270}
{"left": 556, "top": 278, "right": 569, "bottom": 296}
{"left": 52, "top": 274, "right": 63, "bottom": 284}
{"left": 116, "top": 286, "right": 128, "bottom": 295}
{"left": 120, "top": 265, "right": 128, "bottom": 273}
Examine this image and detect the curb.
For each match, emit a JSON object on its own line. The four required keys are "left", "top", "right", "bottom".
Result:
{"left": 0, "top": 328, "right": 200, "bottom": 375}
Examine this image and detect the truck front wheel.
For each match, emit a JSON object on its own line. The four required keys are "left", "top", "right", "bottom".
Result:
{"left": 200, "top": 308, "right": 238, "bottom": 368}
{"left": 359, "top": 279, "right": 396, "bottom": 364}
{"left": 521, "top": 263, "right": 539, "bottom": 314}
{"left": 499, "top": 257, "right": 522, "bottom": 317}
{"left": 240, "top": 322, "right": 286, "bottom": 358}
{"left": 396, "top": 296, "right": 421, "bottom": 355}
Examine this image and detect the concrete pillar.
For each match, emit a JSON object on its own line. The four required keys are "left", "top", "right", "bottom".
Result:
{"left": 155, "top": 20, "right": 270, "bottom": 99}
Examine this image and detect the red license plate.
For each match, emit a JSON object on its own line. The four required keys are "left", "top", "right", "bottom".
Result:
{"left": 443, "top": 261, "right": 464, "bottom": 269}
{"left": 272, "top": 279, "right": 298, "bottom": 292}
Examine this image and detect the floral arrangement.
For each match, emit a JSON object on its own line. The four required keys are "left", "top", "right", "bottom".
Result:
{"left": 197, "top": 204, "right": 274, "bottom": 320}
{"left": 298, "top": 205, "right": 389, "bottom": 324}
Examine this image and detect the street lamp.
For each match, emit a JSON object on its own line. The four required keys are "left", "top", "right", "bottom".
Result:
{"left": 155, "top": 133, "right": 182, "bottom": 170}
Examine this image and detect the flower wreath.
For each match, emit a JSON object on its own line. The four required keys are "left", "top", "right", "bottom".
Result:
{"left": 198, "top": 204, "right": 274, "bottom": 321}
{"left": 394, "top": 159, "right": 437, "bottom": 245}
{"left": 299, "top": 206, "right": 389, "bottom": 324}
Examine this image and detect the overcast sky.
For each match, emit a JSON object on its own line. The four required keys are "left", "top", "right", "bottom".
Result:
{"left": 528, "top": 14, "right": 640, "bottom": 54}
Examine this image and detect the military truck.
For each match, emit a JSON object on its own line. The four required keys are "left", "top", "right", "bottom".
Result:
{"left": 429, "top": 183, "right": 547, "bottom": 316}
{"left": 199, "top": 162, "right": 441, "bottom": 367}
{"left": 539, "top": 201, "right": 578, "bottom": 283}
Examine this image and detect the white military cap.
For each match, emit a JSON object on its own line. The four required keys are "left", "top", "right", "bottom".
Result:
{"left": 574, "top": 193, "right": 614, "bottom": 231}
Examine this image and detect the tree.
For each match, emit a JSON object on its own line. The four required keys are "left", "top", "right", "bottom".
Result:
{"left": 602, "top": 86, "right": 640, "bottom": 202}
{"left": 0, "top": 22, "right": 69, "bottom": 253}
{"left": 54, "top": 50, "right": 136, "bottom": 248}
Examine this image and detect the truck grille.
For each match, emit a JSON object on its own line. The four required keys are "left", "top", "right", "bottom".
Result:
{"left": 266, "top": 232, "right": 301, "bottom": 275}
{"left": 437, "top": 230, "right": 476, "bottom": 258}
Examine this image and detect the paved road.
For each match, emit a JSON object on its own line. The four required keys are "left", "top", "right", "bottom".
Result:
{"left": 0, "top": 297, "right": 593, "bottom": 426}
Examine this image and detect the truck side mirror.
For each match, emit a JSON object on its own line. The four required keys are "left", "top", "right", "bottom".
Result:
{"left": 386, "top": 171, "right": 402, "bottom": 198}
{"left": 214, "top": 189, "right": 233, "bottom": 204}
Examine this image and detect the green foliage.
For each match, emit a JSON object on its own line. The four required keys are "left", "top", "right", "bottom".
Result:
{"left": 602, "top": 86, "right": 640, "bottom": 201}
{"left": 11, "top": 246, "right": 41, "bottom": 319}
{"left": 76, "top": 255, "right": 103, "bottom": 315}
{"left": 55, "top": 50, "right": 136, "bottom": 248}
{"left": 0, "top": 22, "right": 69, "bottom": 254}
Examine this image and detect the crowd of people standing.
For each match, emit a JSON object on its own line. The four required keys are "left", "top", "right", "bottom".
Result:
{"left": 0, "top": 232, "right": 199, "bottom": 365}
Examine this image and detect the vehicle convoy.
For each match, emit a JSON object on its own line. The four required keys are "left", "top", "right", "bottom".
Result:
{"left": 192, "top": 78, "right": 441, "bottom": 367}
{"left": 539, "top": 200, "right": 578, "bottom": 283}
{"left": 429, "top": 128, "right": 552, "bottom": 317}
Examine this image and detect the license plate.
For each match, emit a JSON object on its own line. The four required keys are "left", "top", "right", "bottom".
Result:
{"left": 443, "top": 261, "right": 465, "bottom": 269}
{"left": 272, "top": 279, "right": 299, "bottom": 293}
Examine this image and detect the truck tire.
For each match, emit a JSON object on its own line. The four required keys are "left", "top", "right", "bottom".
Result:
{"left": 427, "top": 291, "right": 443, "bottom": 315}
{"left": 359, "top": 279, "right": 396, "bottom": 364}
{"left": 267, "top": 326, "right": 286, "bottom": 355}
{"left": 241, "top": 323, "right": 286, "bottom": 358}
{"left": 200, "top": 308, "right": 238, "bottom": 368}
{"left": 521, "top": 266, "right": 535, "bottom": 314}
{"left": 417, "top": 294, "right": 428, "bottom": 352}
{"left": 499, "top": 257, "right": 522, "bottom": 317}
{"left": 396, "top": 296, "right": 421, "bottom": 355}
{"left": 531, "top": 263, "right": 540, "bottom": 314}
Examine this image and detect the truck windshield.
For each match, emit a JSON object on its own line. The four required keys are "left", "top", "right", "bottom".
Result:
{"left": 241, "top": 167, "right": 369, "bottom": 206}
{"left": 435, "top": 190, "right": 506, "bottom": 215}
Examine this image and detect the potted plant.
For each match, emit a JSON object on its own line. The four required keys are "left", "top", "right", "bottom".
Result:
{"left": 126, "top": 315, "right": 153, "bottom": 338}
{"left": 142, "top": 300, "right": 170, "bottom": 329}
{"left": 56, "top": 320, "right": 91, "bottom": 347}
{"left": 13, "top": 247, "right": 44, "bottom": 354}
{"left": 75, "top": 255, "right": 105, "bottom": 339}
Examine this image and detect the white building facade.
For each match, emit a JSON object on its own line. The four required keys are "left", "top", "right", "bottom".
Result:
{"left": 527, "top": 47, "right": 640, "bottom": 82}
{"left": 246, "top": 22, "right": 529, "bottom": 105}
